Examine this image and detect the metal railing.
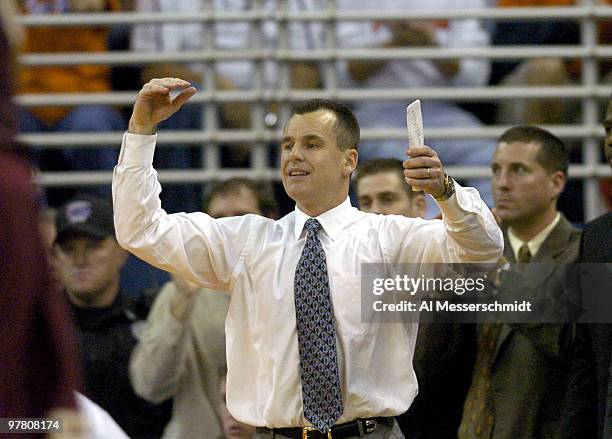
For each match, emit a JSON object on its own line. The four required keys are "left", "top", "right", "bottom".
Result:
{"left": 15, "top": 2, "right": 612, "bottom": 220}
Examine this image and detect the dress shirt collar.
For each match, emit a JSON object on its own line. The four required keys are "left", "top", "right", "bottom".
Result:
{"left": 293, "top": 197, "right": 355, "bottom": 241}
{"left": 507, "top": 212, "right": 560, "bottom": 261}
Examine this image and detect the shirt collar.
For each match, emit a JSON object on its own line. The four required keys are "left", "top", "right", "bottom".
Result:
{"left": 508, "top": 212, "right": 561, "bottom": 260}
{"left": 293, "top": 197, "right": 355, "bottom": 241}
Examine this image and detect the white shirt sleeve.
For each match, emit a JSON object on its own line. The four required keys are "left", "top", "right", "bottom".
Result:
{"left": 112, "top": 133, "right": 252, "bottom": 291}
{"left": 381, "top": 182, "right": 503, "bottom": 264}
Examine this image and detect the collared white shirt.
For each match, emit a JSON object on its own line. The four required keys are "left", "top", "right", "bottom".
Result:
{"left": 113, "top": 133, "right": 503, "bottom": 428}
{"left": 508, "top": 212, "right": 561, "bottom": 261}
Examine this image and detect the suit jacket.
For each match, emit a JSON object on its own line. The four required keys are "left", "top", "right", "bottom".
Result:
{"left": 397, "top": 322, "right": 476, "bottom": 439}
{"left": 579, "top": 212, "right": 612, "bottom": 439}
{"left": 487, "top": 213, "right": 587, "bottom": 439}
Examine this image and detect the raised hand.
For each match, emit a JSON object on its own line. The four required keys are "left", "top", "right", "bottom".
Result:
{"left": 403, "top": 145, "right": 446, "bottom": 198}
{"left": 128, "top": 78, "right": 197, "bottom": 135}
{"left": 169, "top": 274, "right": 201, "bottom": 322}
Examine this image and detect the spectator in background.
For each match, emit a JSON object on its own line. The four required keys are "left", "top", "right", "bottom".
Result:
{"left": 491, "top": 0, "right": 612, "bottom": 126}
{"left": 130, "top": 178, "right": 278, "bottom": 439}
{"left": 17, "top": 0, "right": 125, "bottom": 205}
{"left": 53, "top": 194, "right": 172, "bottom": 439}
{"left": 458, "top": 125, "right": 594, "bottom": 439}
{"left": 131, "top": 0, "right": 324, "bottom": 128}
{"left": 490, "top": 0, "right": 581, "bottom": 125}
{"left": 578, "top": 95, "right": 612, "bottom": 439}
{"left": 337, "top": 0, "right": 494, "bottom": 217}
{"left": 355, "top": 158, "right": 476, "bottom": 439}
{"left": 355, "top": 158, "right": 426, "bottom": 218}
{"left": 0, "top": 2, "right": 84, "bottom": 437}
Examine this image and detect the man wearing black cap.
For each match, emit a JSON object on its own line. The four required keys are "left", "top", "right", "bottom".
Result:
{"left": 54, "top": 194, "right": 171, "bottom": 439}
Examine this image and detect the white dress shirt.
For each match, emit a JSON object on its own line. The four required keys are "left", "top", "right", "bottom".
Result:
{"left": 113, "top": 133, "right": 503, "bottom": 428}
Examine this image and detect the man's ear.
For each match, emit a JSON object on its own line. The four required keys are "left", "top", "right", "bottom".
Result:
{"left": 342, "top": 149, "right": 358, "bottom": 178}
{"left": 112, "top": 240, "right": 129, "bottom": 267}
{"left": 549, "top": 170, "right": 566, "bottom": 199}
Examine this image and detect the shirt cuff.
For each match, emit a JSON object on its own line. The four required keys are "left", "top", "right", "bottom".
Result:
{"left": 118, "top": 132, "right": 157, "bottom": 167}
{"left": 435, "top": 181, "right": 475, "bottom": 223}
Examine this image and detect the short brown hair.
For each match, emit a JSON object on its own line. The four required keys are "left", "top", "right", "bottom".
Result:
{"left": 498, "top": 125, "right": 569, "bottom": 177}
{"left": 202, "top": 178, "right": 278, "bottom": 218}
{"left": 290, "top": 99, "right": 360, "bottom": 151}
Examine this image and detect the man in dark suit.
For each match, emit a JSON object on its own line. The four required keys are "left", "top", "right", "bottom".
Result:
{"left": 458, "top": 125, "right": 591, "bottom": 439}
{"left": 580, "top": 96, "right": 612, "bottom": 439}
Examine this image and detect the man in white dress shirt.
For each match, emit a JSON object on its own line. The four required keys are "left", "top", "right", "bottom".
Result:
{"left": 112, "top": 77, "right": 503, "bottom": 439}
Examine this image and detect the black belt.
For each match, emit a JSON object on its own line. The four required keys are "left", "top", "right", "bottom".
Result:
{"left": 255, "top": 417, "right": 390, "bottom": 439}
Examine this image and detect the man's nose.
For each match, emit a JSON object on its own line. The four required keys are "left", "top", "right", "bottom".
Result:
{"left": 493, "top": 169, "right": 510, "bottom": 189}
{"left": 370, "top": 200, "right": 383, "bottom": 214}
{"left": 70, "top": 248, "right": 89, "bottom": 266}
{"left": 288, "top": 143, "right": 305, "bottom": 161}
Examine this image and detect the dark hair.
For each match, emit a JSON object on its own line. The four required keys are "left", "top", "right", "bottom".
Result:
{"left": 354, "top": 158, "right": 423, "bottom": 196}
{"left": 291, "top": 99, "right": 360, "bottom": 151}
{"left": 498, "top": 125, "right": 569, "bottom": 177}
{"left": 202, "top": 177, "right": 279, "bottom": 218}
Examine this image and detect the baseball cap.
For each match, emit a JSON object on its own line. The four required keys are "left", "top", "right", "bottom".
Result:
{"left": 55, "top": 194, "right": 115, "bottom": 244}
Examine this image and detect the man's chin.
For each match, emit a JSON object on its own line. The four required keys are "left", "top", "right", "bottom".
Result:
{"left": 496, "top": 210, "right": 517, "bottom": 224}
{"left": 67, "top": 289, "right": 98, "bottom": 304}
{"left": 285, "top": 186, "right": 311, "bottom": 203}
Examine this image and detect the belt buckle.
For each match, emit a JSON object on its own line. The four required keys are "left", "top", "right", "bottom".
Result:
{"left": 301, "top": 427, "right": 332, "bottom": 439}
{"left": 364, "top": 419, "right": 378, "bottom": 434}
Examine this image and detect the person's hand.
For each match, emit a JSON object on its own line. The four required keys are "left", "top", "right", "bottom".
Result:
{"left": 403, "top": 145, "right": 445, "bottom": 198}
{"left": 174, "top": 275, "right": 200, "bottom": 297}
{"left": 169, "top": 274, "right": 200, "bottom": 321}
{"left": 128, "top": 78, "right": 197, "bottom": 135}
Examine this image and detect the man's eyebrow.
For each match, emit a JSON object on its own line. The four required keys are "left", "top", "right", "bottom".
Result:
{"left": 359, "top": 191, "right": 395, "bottom": 199}
{"left": 303, "top": 134, "right": 324, "bottom": 141}
{"left": 491, "top": 160, "right": 529, "bottom": 167}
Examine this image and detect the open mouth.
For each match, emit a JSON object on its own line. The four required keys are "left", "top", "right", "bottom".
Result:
{"left": 288, "top": 170, "right": 310, "bottom": 177}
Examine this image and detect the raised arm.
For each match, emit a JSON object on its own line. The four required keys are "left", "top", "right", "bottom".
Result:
{"left": 127, "top": 77, "right": 197, "bottom": 135}
{"left": 386, "top": 144, "right": 503, "bottom": 263}
{"left": 113, "top": 78, "right": 250, "bottom": 290}
{"left": 129, "top": 280, "right": 195, "bottom": 403}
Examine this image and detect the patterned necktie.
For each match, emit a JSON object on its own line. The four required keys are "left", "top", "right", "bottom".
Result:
{"left": 458, "top": 322, "right": 502, "bottom": 439}
{"left": 294, "top": 218, "right": 344, "bottom": 433}
{"left": 518, "top": 244, "right": 532, "bottom": 263}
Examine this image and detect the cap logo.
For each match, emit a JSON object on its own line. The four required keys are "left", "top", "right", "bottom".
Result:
{"left": 66, "top": 200, "right": 93, "bottom": 225}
